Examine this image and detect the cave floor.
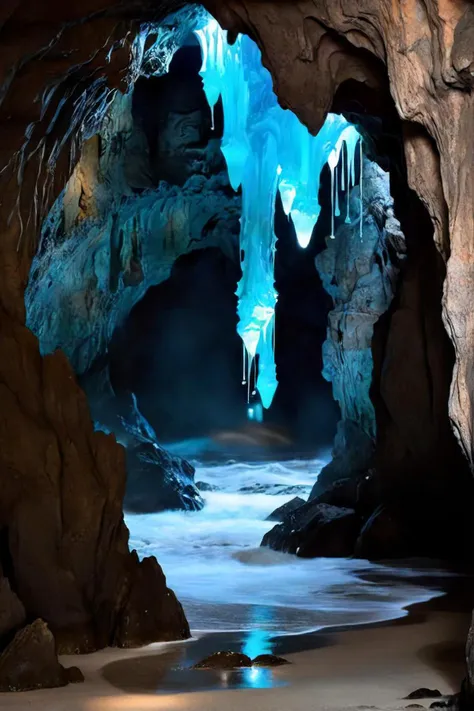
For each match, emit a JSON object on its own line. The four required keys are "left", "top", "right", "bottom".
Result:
{"left": 2, "top": 598, "right": 469, "bottom": 711}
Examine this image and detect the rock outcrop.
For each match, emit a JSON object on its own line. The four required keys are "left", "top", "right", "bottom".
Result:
{"left": 262, "top": 502, "right": 360, "bottom": 559}
{"left": 117, "top": 394, "right": 203, "bottom": 513}
{"left": 312, "top": 158, "right": 405, "bottom": 494}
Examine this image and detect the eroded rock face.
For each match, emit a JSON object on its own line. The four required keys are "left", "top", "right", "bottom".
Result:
{"left": 26, "top": 85, "right": 240, "bottom": 376}
{"left": 312, "top": 158, "right": 405, "bottom": 492}
{"left": 316, "top": 159, "right": 405, "bottom": 441}
{"left": 206, "top": 0, "right": 474, "bottom": 470}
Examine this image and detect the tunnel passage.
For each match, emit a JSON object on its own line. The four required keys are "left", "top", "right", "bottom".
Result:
{"left": 23, "top": 6, "right": 474, "bottom": 554}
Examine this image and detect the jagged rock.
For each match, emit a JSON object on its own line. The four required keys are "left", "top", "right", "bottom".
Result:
{"left": 124, "top": 440, "right": 203, "bottom": 513}
{"left": 266, "top": 497, "right": 306, "bottom": 522}
{"left": 114, "top": 555, "right": 190, "bottom": 648}
{"left": 193, "top": 651, "right": 252, "bottom": 669}
{"left": 262, "top": 503, "right": 360, "bottom": 558}
{"left": 92, "top": 391, "right": 204, "bottom": 514}
{"left": 405, "top": 689, "right": 442, "bottom": 700}
{"left": 252, "top": 654, "right": 290, "bottom": 667}
{"left": 0, "top": 620, "right": 68, "bottom": 692}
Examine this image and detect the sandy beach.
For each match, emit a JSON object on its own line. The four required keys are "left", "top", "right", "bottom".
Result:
{"left": 1, "top": 589, "right": 470, "bottom": 711}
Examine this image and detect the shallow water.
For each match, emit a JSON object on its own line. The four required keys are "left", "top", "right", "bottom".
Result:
{"left": 126, "top": 455, "right": 451, "bottom": 643}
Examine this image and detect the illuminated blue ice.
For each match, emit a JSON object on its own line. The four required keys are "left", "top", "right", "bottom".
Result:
{"left": 195, "top": 17, "right": 362, "bottom": 411}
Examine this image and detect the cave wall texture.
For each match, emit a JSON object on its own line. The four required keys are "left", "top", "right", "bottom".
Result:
{"left": 0, "top": 0, "right": 473, "bottom": 694}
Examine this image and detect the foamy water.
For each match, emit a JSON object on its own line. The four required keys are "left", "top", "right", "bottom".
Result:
{"left": 126, "top": 455, "right": 450, "bottom": 638}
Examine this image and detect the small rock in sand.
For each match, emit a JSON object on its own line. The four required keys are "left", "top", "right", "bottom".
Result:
{"left": 406, "top": 690, "right": 442, "bottom": 700}
{"left": 251, "top": 654, "right": 290, "bottom": 667}
{"left": 193, "top": 651, "right": 252, "bottom": 669}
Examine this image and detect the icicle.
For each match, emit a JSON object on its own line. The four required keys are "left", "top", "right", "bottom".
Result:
{"left": 346, "top": 148, "right": 351, "bottom": 224}
{"left": 341, "top": 144, "right": 345, "bottom": 191}
{"left": 334, "top": 163, "right": 340, "bottom": 218}
{"left": 242, "top": 341, "right": 247, "bottom": 384}
{"left": 330, "top": 163, "right": 335, "bottom": 238}
{"left": 247, "top": 355, "right": 252, "bottom": 404}
{"left": 359, "top": 138, "right": 363, "bottom": 242}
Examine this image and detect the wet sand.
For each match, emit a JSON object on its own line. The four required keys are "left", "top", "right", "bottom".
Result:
{"left": 1, "top": 585, "right": 471, "bottom": 711}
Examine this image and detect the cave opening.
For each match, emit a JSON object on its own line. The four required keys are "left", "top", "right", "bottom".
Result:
{"left": 10, "top": 3, "right": 474, "bottom": 698}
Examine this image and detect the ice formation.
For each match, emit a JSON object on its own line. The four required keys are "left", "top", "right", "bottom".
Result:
{"left": 195, "top": 17, "right": 362, "bottom": 412}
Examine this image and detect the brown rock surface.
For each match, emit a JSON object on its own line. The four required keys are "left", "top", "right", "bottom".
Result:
{"left": 0, "top": 619, "right": 67, "bottom": 692}
{"left": 0, "top": 1, "right": 193, "bottom": 677}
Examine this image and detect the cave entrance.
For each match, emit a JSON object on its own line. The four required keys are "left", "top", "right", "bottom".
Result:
{"left": 23, "top": 5, "right": 473, "bottom": 653}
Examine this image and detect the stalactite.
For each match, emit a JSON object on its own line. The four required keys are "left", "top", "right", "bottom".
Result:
{"left": 196, "top": 15, "right": 362, "bottom": 412}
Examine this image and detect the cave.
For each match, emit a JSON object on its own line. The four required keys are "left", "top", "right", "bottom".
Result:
{"left": 0, "top": 1, "right": 474, "bottom": 708}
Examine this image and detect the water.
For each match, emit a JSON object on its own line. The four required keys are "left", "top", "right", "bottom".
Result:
{"left": 126, "top": 454, "right": 451, "bottom": 642}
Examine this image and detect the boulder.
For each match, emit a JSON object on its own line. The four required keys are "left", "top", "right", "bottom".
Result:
{"left": 95, "top": 391, "right": 204, "bottom": 514}
{"left": 252, "top": 654, "right": 290, "bottom": 667}
{"left": 124, "top": 440, "right": 203, "bottom": 513}
{"left": 405, "top": 689, "right": 443, "bottom": 700}
{"left": 194, "top": 651, "right": 252, "bottom": 669}
{"left": 262, "top": 503, "right": 361, "bottom": 558}
{"left": 266, "top": 497, "right": 306, "bottom": 522}
{"left": 0, "top": 620, "right": 69, "bottom": 692}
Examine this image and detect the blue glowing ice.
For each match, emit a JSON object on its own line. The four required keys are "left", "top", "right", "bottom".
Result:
{"left": 195, "top": 17, "right": 362, "bottom": 411}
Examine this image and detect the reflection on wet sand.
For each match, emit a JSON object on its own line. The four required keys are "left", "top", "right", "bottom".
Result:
{"left": 102, "top": 630, "right": 289, "bottom": 694}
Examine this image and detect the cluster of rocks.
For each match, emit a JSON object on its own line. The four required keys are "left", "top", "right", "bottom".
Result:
{"left": 262, "top": 471, "right": 374, "bottom": 558}
{"left": 193, "top": 651, "right": 289, "bottom": 669}
{"left": 404, "top": 687, "right": 467, "bottom": 711}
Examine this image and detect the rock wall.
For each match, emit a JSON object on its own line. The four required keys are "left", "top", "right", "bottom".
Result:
{"left": 0, "top": 0, "right": 196, "bottom": 689}
{"left": 26, "top": 74, "right": 240, "bottom": 376}
{"left": 312, "top": 158, "right": 405, "bottom": 496}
